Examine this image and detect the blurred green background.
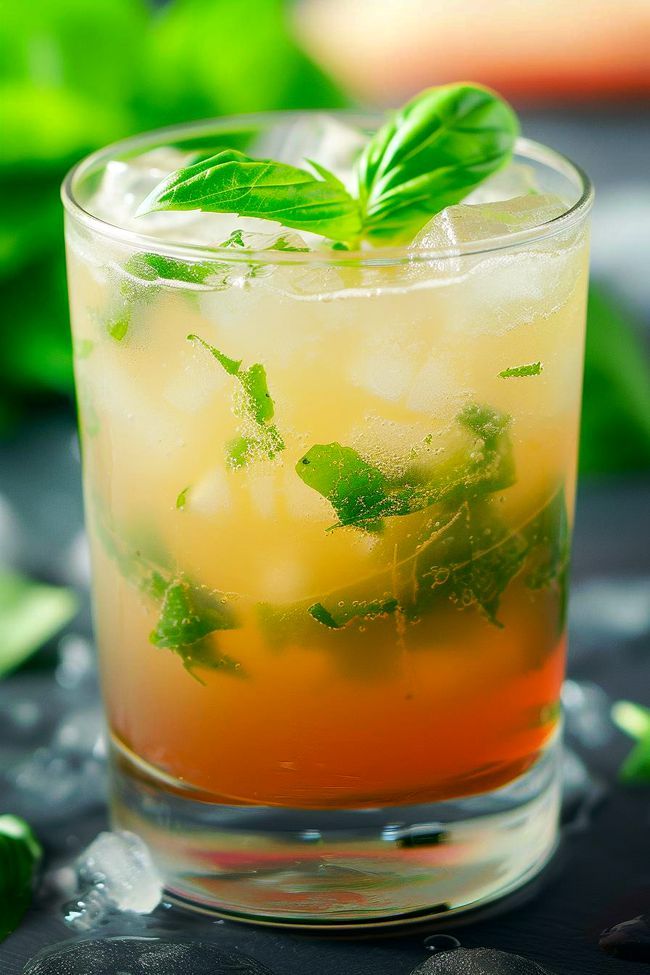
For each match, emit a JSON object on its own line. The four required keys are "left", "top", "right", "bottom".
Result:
{"left": 1, "top": 0, "right": 649, "bottom": 474}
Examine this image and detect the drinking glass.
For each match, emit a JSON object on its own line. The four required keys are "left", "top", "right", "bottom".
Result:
{"left": 62, "top": 114, "right": 592, "bottom": 927}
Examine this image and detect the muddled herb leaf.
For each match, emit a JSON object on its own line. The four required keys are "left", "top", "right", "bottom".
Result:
{"left": 0, "top": 815, "right": 42, "bottom": 943}
{"left": 261, "top": 487, "right": 570, "bottom": 641}
{"left": 296, "top": 404, "right": 514, "bottom": 532}
{"left": 124, "top": 251, "right": 215, "bottom": 286}
{"left": 499, "top": 361, "right": 543, "bottom": 378}
{"left": 106, "top": 315, "right": 129, "bottom": 342}
{"left": 175, "top": 486, "right": 190, "bottom": 510}
{"left": 137, "top": 148, "right": 362, "bottom": 242}
{"left": 91, "top": 497, "right": 242, "bottom": 684}
{"left": 188, "top": 333, "right": 285, "bottom": 465}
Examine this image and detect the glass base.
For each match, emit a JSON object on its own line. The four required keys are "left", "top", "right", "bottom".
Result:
{"left": 109, "top": 737, "right": 561, "bottom": 929}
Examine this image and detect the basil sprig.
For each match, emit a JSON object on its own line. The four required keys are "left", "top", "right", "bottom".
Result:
{"left": 137, "top": 83, "right": 518, "bottom": 247}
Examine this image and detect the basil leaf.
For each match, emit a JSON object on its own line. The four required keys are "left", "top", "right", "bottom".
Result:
{"left": 499, "top": 361, "right": 543, "bottom": 378}
{"left": 0, "top": 570, "right": 77, "bottom": 677}
{"left": 296, "top": 443, "right": 387, "bottom": 532}
{"left": 149, "top": 578, "right": 242, "bottom": 684}
{"left": 0, "top": 815, "right": 41, "bottom": 943}
{"left": 296, "top": 404, "right": 514, "bottom": 532}
{"left": 188, "top": 333, "right": 285, "bottom": 465}
{"left": 123, "top": 252, "right": 215, "bottom": 286}
{"left": 356, "top": 84, "right": 519, "bottom": 242}
{"left": 150, "top": 578, "right": 236, "bottom": 648}
{"left": 137, "top": 148, "right": 362, "bottom": 242}
{"left": 261, "top": 488, "right": 569, "bottom": 644}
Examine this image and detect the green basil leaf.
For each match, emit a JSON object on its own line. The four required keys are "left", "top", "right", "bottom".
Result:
{"left": 0, "top": 815, "right": 41, "bottom": 942}
{"left": 123, "top": 252, "right": 215, "bottom": 286}
{"left": 296, "top": 404, "right": 514, "bottom": 532}
{"left": 137, "top": 148, "right": 362, "bottom": 242}
{"left": 296, "top": 443, "right": 387, "bottom": 532}
{"left": 356, "top": 84, "right": 519, "bottom": 242}
{"left": 499, "top": 361, "right": 543, "bottom": 378}
{"left": 188, "top": 333, "right": 285, "bottom": 465}
{"left": 0, "top": 570, "right": 77, "bottom": 677}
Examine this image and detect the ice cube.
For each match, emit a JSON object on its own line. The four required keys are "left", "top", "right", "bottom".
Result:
{"left": 254, "top": 113, "right": 367, "bottom": 192}
{"left": 24, "top": 937, "right": 275, "bottom": 975}
{"left": 349, "top": 333, "right": 421, "bottom": 403}
{"left": 406, "top": 353, "right": 467, "bottom": 416}
{"left": 5, "top": 745, "right": 106, "bottom": 822}
{"left": 189, "top": 467, "right": 232, "bottom": 517}
{"left": 464, "top": 161, "right": 541, "bottom": 204}
{"left": 90, "top": 149, "right": 195, "bottom": 229}
{"left": 412, "top": 195, "right": 569, "bottom": 252}
{"left": 64, "top": 831, "right": 162, "bottom": 931}
{"left": 413, "top": 945, "right": 555, "bottom": 973}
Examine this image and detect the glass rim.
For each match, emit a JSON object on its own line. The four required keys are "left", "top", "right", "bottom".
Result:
{"left": 61, "top": 109, "right": 594, "bottom": 266}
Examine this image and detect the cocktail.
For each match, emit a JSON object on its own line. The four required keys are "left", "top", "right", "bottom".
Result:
{"left": 62, "top": 85, "right": 592, "bottom": 925}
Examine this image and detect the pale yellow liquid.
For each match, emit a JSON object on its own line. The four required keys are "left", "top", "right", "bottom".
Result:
{"left": 66, "top": 220, "right": 589, "bottom": 808}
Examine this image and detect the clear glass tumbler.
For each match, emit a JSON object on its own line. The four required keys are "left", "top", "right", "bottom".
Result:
{"left": 62, "top": 114, "right": 592, "bottom": 927}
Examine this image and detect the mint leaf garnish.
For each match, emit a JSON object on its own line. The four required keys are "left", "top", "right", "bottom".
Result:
{"left": 499, "top": 361, "right": 543, "bottom": 378}
{"left": 0, "top": 814, "right": 41, "bottom": 943}
{"left": 137, "top": 84, "right": 518, "bottom": 247}
{"left": 0, "top": 570, "right": 77, "bottom": 677}
{"left": 188, "top": 333, "right": 285, "bottom": 466}
{"left": 309, "top": 597, "right": 399, "bottom": 630}
{"left": 612, "top": 701, "right": 650, "bottom": 784}
{"left": 137, "top": 148, "right": 362, "bottom": 242}
{"left": 356, "top": 84, "right": 519, "bottom": 243}
{"left": 296, "top": 404, "right": 514, "bottom": 532}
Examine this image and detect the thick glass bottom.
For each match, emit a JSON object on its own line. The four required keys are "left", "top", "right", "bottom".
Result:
{"left": 109, "top": 736, "right": 561, "bottom": 929}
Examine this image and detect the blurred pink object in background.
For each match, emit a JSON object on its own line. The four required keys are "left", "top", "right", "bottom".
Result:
{"left": 296, "top": 0, "right": 650, "bottom": 103}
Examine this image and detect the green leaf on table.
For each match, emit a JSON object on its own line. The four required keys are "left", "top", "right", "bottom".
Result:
{"left": 611, "top": 700, "right": 650, "bottom": 784}
{"left": 499, "top": 361, "right": 543, "bottom": 378}
{"left": 137, "top": 148, "right": 362, "bottom": 242}
{"left": 0, "top": 815, "right": 41, "bottom": 943}
{"left": 188, "top": 333, "right": 285, "bottom": 465}
{"left": 0, "top": 570, "right": 77, "bottom": 677}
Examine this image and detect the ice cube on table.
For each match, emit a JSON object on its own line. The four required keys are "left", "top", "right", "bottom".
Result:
{"left": 64, "top": 831, "right": 162, "bottom": 931}
{"left": 412, "top": 195, "right": 569, "bottom": 252}
{"left": 24, "top": 937, "right": 276, "bottom": 975}
{"left": 413, "top": 945, "right": 555, "bottom": 973}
